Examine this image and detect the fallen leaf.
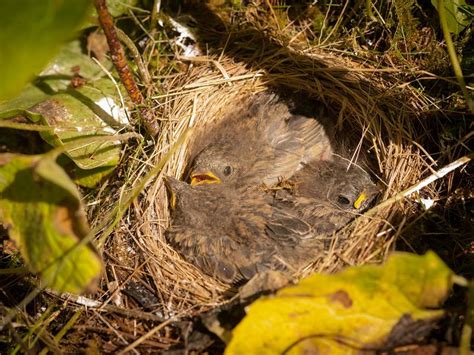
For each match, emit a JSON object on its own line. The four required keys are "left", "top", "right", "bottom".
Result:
{"left": 226, "top": 252, "right": 454, "bottom": 354}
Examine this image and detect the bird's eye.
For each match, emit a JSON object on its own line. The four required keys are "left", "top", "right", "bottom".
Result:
{"left": 337, "top": 195, "right": 351, "bottom": 206}
{"left": 223, "top": 166, "right": 233, "bottom": 176}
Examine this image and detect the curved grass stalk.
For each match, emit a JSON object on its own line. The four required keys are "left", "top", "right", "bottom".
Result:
{"left": 437, "top": 0, "right": 474, "bottom": 113}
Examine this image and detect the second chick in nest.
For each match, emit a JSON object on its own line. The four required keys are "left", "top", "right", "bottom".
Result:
{"left": 165, "top": 177, "right": 303, "bottom": 283}
{"left": 268, "top": 158, "right": 380, "bottom": 238}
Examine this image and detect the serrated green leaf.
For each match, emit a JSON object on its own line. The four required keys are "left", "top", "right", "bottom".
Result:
{"left": 226, "top": 252, "right": 453, "bottom": 354}
{"left": 0, "top": 0, "right": 91, "bottom": 100}
{"left": 0, "top": 153, "right": 102, "bottom": 293}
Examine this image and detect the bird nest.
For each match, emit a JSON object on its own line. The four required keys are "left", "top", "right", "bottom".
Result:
{"left": 99, "top": 47, "right": 434, "bottom": 323}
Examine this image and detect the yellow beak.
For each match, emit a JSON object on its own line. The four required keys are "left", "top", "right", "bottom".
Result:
{"left": 163, "top": 178, "right": 177, "bottom": 209}
{"left": 353, "top": 191, "right": 368, "bottom": 209}
{"left": 190, "top": 171, "right": 222, "bottom": 186}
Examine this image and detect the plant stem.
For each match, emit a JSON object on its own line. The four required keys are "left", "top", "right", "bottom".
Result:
{"left": 437, "top": 0, "right": 474, "bottom": 113}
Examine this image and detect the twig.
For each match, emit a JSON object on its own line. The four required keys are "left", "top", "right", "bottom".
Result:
{"left": 320, "top": 0, "right": 350, "bottom": 46}
{"left": 150, "top": 0, "right": 161, "bottom": 30}
{"left": 118, "top": 319, "right": 176, "bottom": 354}
{"left": 93, "top": 0, "right": 160, "bottom": 136}
{"left": 0, "top": 287, "right": 43, "bottom": 331}
{"left": 365, "top": 0, "right": 377, "bottom": 22}
{"left": 365, "top": 153, "right": 473, "bottom": 216}
{"left": 116, "top": 28, "right": 152, "bottom": 86}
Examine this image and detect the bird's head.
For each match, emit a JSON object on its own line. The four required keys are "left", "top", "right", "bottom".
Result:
{"left": 163, "top": 176, "right": 190, "bottom": 210}
{"left": 326, "top": 162, "right": 380, "bottom": 213}
{"left": 188, "top": 145, "right": 240, "bottom": 186}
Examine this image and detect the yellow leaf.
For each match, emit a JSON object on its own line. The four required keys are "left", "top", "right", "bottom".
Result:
{"left": 226, "top": 252, "right": 452, "bottom": 354}
{"left": 0, "top": 153, "right": 102, "bottom": 293}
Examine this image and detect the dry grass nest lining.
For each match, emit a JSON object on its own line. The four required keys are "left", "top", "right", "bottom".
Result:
{"left": 105, "top": 50, "right": 434, "bottom": 317}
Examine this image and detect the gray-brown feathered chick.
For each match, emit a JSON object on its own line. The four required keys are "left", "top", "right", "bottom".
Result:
{"left": 165, "top": 177, "right": 324, "bottom": 283}
{"left": 269, "top": 158, "right": 380, "bottom": 238}
{"left": 188, "top": 92, "right": 333, "bottom": 187}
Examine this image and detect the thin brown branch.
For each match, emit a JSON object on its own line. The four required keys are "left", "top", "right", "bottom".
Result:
{"left": 93, "top": 0, "right": 160, "bottom": 136}
{"left": 116, "top": 28, "right": 152, "bottom": 87}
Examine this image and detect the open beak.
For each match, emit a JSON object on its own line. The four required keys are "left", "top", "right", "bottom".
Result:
{"left": 353, "top": 191, "right": 368, "bottom": 209}
{"left": 190, "top": 171, "right": 222, "bottom": 186}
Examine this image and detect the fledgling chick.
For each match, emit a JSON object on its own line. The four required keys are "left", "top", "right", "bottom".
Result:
{"left": 188, "top": 92, "right": 333, "bottom": 187}
{"left": 270, "top": 158, "right": 380, "bottom": 237}
{"left": 164, "top": 177, "right": 326, "bottom": 284}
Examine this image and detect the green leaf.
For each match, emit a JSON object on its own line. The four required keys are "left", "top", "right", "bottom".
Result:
{"left": 57, "top": 154, "right": 117, "bottom": 188}
{"left": 0, "top": 85, "right": 50, "bottom": 119}
{"left": 0, "top": 0, "right": 91, "bottom": 100}
{"left": 226, "top": 252, "right": 454, "bottom": 354}
{"left": 0, "top": 39, "right": 124, "bottom": 186}
{"left": 0, "top": 153, "right": 102, "bottom": 293}
{"left": 107, "top": 0, "right": 140, "bottom": 17}
{"left": 432, "top": 0, "right": 474, "bottom": 35}
{"left": 40, "top": 40, "right": 112, "bottom": 92}
{"left": 0, "top": 77, "right": 126, "bottom": 187}
{"left": 0, "top": 39, "right": 112, "bottom": 118}
{"left": 27, "top": 87, "right": 123, "bottom": 170}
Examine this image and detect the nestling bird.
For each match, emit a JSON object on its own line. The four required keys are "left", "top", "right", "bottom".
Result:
{"left": 164, "top": 160, "right": 379, "bottom": 283}
{"left": 187, "top": 92, "right": 333, "bottom": 187}
{"left": 165, "top": 176, "right": 318, "bottom": 283}
{"left": 269, "top": 158, "right": 380, "bottom": 237}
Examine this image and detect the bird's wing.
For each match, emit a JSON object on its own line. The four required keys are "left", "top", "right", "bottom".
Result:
{"left": 185, "top": 231, "right": 250, "bottom": 284}
{"left": 258, "top": 104, "right": 333, "bottom": 184}
{"left": 288, "top": 115, "right": 334, "bottom": 164}
{"left": 256, "top": 113, "right": 305, "bottom": 185}
{"left": 265, "top": 200, "right": 314, "bottom": 245}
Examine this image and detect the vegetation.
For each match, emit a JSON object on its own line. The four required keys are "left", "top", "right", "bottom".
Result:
{"left": 0, "top": 0, "right": 472, "bottom": 352}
